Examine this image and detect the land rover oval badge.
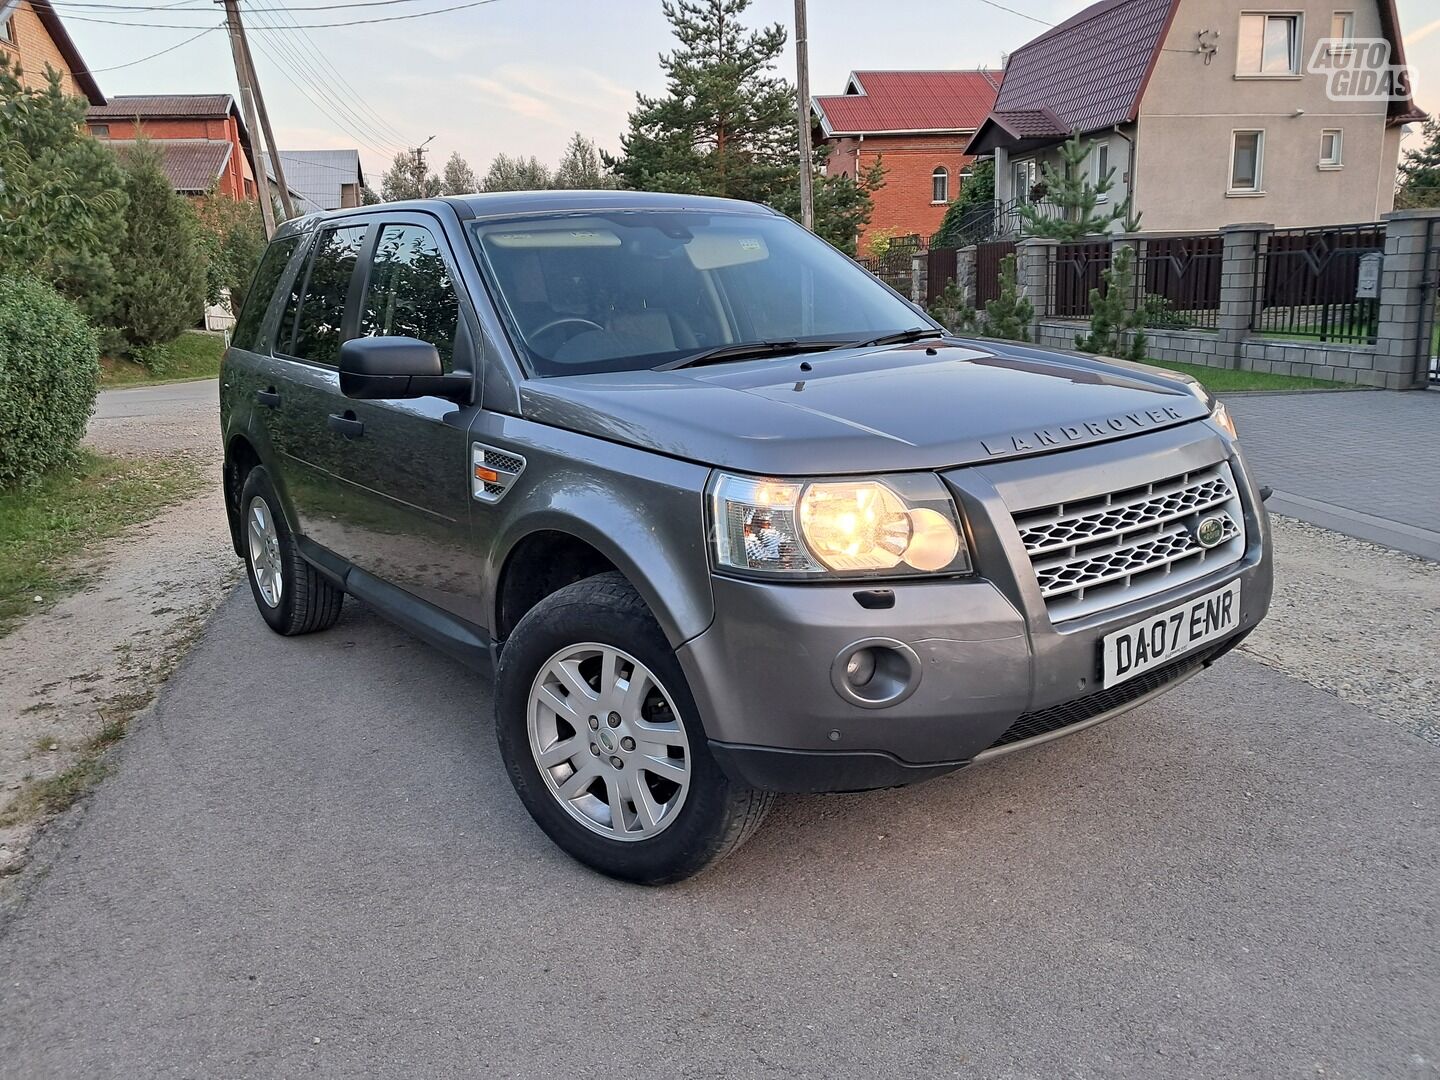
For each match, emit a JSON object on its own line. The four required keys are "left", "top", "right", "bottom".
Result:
{"left": 1195, "top": 515, "right": 1226, "bottom": 549}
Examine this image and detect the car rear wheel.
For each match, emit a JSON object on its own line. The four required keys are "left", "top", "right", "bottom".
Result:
{"left": 495, "top": 572, "right": 773, "bottom": 885}
{"left": 240, "top": 466, "right": 344, "bottom": 636}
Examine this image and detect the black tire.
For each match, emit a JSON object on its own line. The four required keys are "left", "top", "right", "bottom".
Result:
{"left": 239, "top": 465, "right": 344, "bottom": 636}
{"left": 495, "top": 572, "right": 773, "bottom": 885}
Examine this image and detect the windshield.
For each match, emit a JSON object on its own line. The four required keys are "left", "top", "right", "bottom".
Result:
{"left": 469, "top": 210, "right": 929, "bottom": 376}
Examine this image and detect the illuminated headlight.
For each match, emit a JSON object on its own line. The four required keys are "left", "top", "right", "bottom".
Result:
{"left": 708, "top": 472, "right": 971, "bottom": 578}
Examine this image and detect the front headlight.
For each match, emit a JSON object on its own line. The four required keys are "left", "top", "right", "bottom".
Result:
{"left": 1210, "top": 400, "right": 1238, "bottom": 439}
{"left": 708, "top": 471, "right": 971, "bottom": 579}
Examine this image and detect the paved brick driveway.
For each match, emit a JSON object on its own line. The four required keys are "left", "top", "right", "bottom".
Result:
{"left": 1222, "top": 390, "right": 1440, "bottom": 558}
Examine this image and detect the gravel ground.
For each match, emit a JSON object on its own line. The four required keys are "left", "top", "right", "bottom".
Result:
{"left": 0, "top": 381, "right": 235, "bottom": 876}
{"left": 1241, "top": 515, "right": 1440, "bottom": 744}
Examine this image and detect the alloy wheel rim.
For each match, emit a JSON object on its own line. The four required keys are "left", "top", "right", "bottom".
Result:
{"left": 246, "top": 495, "right": 284, "bottom": 609}
{"left": 527, "top": 643, "right": 691, "bottom": 842}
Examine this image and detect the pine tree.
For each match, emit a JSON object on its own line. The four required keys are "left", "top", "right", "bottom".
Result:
{"left": 381, "top": 149, "right": 441, "bottom": 201}
{"left": 0, "top": 57, "right": 126, "bottom": 324}
{"left": 983, "top": 253, "right": 1034, "bottom": 341}
{"left": 1020, "top": 133, "right": 1136, "bottom": 240}
{"left": 608, "top": 0, "right": 794, "bottom": 202}
{"left": 553, "top": 133, "right": 615, "bottom": 189}
{"left": 441, "top": 151, "right": 479, "bottom": 196}
{"left": 106, "top": 142, "right": 209, "bottom": 355}
{"left": 1074, "top": 246, "right": 1147, "bottom": 361}
{"left": 1397, "top": 117, "right": 1440, "bottom": 209}
{"left": 482, "top": 153, "right": 552, "bottom": 191}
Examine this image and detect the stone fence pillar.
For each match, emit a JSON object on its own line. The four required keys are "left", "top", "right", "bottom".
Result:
{"left": 1017, "top": 237, "right": 1056, "bottom": 338}
{"left": 957, "top": 245, "right": 978, "bottom": 308}
{"left": 1217, "top": 222, "right": 1271, "bottom": 369}
{"left": 1375, "top": 208, "right": 1440, "bottom": 390}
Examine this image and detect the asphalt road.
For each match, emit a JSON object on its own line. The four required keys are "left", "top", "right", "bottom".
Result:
{"left": 93, "top": 377, "right": 219, "bottom": 420}
{"left": 1, "top": 590, "right": 1436, "bottom": 1079}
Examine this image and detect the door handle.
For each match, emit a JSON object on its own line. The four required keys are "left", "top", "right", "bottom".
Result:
{"left": 254, "top": 387, "right": 281, "bottom": 409}
{"left": 327, "top": 411, "right": 365, "bottom": 439}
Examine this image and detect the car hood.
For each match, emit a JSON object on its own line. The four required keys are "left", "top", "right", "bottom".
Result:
{"left": 517, "top": 339, "right": 1212, "bottom": 476}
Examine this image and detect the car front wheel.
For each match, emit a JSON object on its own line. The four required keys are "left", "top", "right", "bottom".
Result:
{"left": 495, "top": 573, "right": 772, "bottom": 885}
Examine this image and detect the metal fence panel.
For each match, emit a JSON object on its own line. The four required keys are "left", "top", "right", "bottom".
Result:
{"left": 1051, "top": 240, "right": 1111, "bottom": 318}
{"left": 926, "top": 246, "right": 958, "bottom": 305}
{"left": 1136, "top": 234, "right": 1223, "bottom": 330}
{"left": 976, "top": 239, "right": 1017, "bottom": 306}
{"left": 1254, "top": 224, "right": 1384, "bottom": 344}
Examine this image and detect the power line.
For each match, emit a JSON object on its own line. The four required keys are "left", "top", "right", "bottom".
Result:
{"left": 245, "top": 10, "right": 405, "bottom": 155}
{"left": 256, "top": 2, "right": 412, "bottom": 146}
{"left": 244, "top": 29, "right": 401, "bottom": 160}
{"left": 55, "top": 0, "right": 460, "bottom": 10}
{"left": 56, "top": 0, "right": 500, "bottom": 26}
{"left": 71, "top": 22, "right": 223, "bottom": 73}
{"left": 975, "top": 0, "right": 1053, "bottom": 27}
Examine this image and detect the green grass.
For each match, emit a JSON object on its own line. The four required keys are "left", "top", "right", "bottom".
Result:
{"left": 100, "top": 330, "right": 226, "bottom": 388}
{"left": 1139, "top": 358, "right": 1351, "bottom": 392}
{"left": 0, "top": 450, "right": 206, "bottom": 637}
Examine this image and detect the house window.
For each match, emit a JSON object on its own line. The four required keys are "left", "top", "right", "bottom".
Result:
{"left": 1230, "top": 130, "right": 1265, "bottom": 193}
{"left": 931, "top": 166, "right": 949, "bottom": 204}
{"left": 0, "top": 16, "right": 13, "bottom": 44}
{"left": 1237, "top": 13, "right": 1301, "bottom": 75}
{"left": 1329, "top": 11, "right": 1354, "bottom": 52}
{"left": 89, "top": 124, "right": 110, "bottom": 138}
{"left": 1012, "top": 160, "right": 1034, "bottom": 204}
{"left": 1092, "top": 141, "right": 1111, "bottom": 198}
{"left": 1320, "top": 129, "right": 1343, "bottom": 167}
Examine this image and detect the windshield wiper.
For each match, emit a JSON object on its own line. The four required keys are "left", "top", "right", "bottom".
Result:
{"left": 656, "top": 338, "right": 851, "bottom": 371}
{"left": 851, "top": 327, "right": 946, "bottom": 349}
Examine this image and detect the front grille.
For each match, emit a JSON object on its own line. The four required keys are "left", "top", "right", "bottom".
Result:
{"left": 1013, "top": 462, "right": 1246, "bottom": 622}
{"left": 985, "top": 641, "right": 1225, "bottom": 751}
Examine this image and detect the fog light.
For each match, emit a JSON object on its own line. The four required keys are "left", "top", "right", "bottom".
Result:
{"left": 845, "top": 648, "right": 877, "bottom": 687}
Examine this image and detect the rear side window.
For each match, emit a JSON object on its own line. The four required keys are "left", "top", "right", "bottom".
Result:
{"left": 357, "top": 224, "right": 460, "bottom": 368}
{"left": 231, "top": 236, "right": 299, "bottom": 351}
{"left": 286, "top": 224, "right": 368, "bottom": 366}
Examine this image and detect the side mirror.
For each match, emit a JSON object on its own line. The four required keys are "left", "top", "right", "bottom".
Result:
{"left": 339, "top": 336, "right": 469, "bottom": 401}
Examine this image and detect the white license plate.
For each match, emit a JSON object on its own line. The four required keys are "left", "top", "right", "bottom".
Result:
{"left": 1101, "top": 580, "right": 1241, "bottom": 688}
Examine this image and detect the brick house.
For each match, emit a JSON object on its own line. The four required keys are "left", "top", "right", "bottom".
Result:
{"left": 811, "top": 70, "right": 1001, "bottom": 255}
{"left": 86, "top": 94, "right": 260, "bottom": 202}
{"left": 966, "top": 0, "right": 1426, "bottom": 233}
{"left": 0, "top": 0, "right": 104, "bottom": 105}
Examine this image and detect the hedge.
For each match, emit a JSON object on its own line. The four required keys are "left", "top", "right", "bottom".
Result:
{"left": 0, "top": 276, "right": 100, "bottom": 488}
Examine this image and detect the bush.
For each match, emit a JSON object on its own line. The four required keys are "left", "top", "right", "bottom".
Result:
{"left": 0, "top": 277, "right": 100, "bottom": 488}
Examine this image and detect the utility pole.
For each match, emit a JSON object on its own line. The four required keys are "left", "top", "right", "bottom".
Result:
{"left": 235, "top": 8, "right": 296, "bottom": 221}
{"left": 219, "top": 0, "right": 276, "bottom": 237}
{"left": 793, "top": 0, "right": 814, "bottom": 231}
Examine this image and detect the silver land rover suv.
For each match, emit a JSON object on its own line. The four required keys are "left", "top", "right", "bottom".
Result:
{"left": 220, "top": 191, "right": 1272, "bottom": 884}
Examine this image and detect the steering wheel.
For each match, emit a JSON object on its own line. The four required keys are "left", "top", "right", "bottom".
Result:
{"left": 529, "top": 316, "right": 604, "bottom": 350}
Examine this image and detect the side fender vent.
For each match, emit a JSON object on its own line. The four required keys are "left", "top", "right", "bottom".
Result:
{"left": 472, "top": 442, "right": 525, "bottom": 503}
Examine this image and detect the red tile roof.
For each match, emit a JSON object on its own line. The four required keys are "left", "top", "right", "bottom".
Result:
{"left": 108, "top": 139, "right": 233, "bottom": 193}
{"left": 812, "top": 70, "right": 1001, "bottom": 136}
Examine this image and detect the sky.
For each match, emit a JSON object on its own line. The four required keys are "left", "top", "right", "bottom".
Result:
{"left": 63, "top": 0, "right": 1440, "bottom": 186}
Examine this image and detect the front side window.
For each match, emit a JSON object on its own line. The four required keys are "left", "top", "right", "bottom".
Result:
{"left": 931, "top": 166, "right": 949, "bottom": 204}
{"left": 1230, "top": 130, "right": 1265, "bottom": 192}
{"left": 286, "top": 224, "right": 367, "bottom": 365}
{"left": 357, "top": 224, "right": 459, "bottom": 368}
{"left": 232, "top": 235, "right": 300, "bottom": 351}
{"left": 1320, "top": 129, "right": 1343, "bottom": 166}
{"left": 1237, "top": 13, "right": 1300, "bottom": 74}
{"left": 471, "top": 211, "right": 927, "bottom": 377}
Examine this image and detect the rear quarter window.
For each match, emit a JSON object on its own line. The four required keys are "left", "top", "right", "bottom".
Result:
{"left": 231, "top": 236, "right": 300, "bottom": 351}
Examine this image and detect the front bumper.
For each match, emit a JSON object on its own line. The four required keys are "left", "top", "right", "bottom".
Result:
{"left": 678, "top": 421, "right": 1273, "bottom": 793}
